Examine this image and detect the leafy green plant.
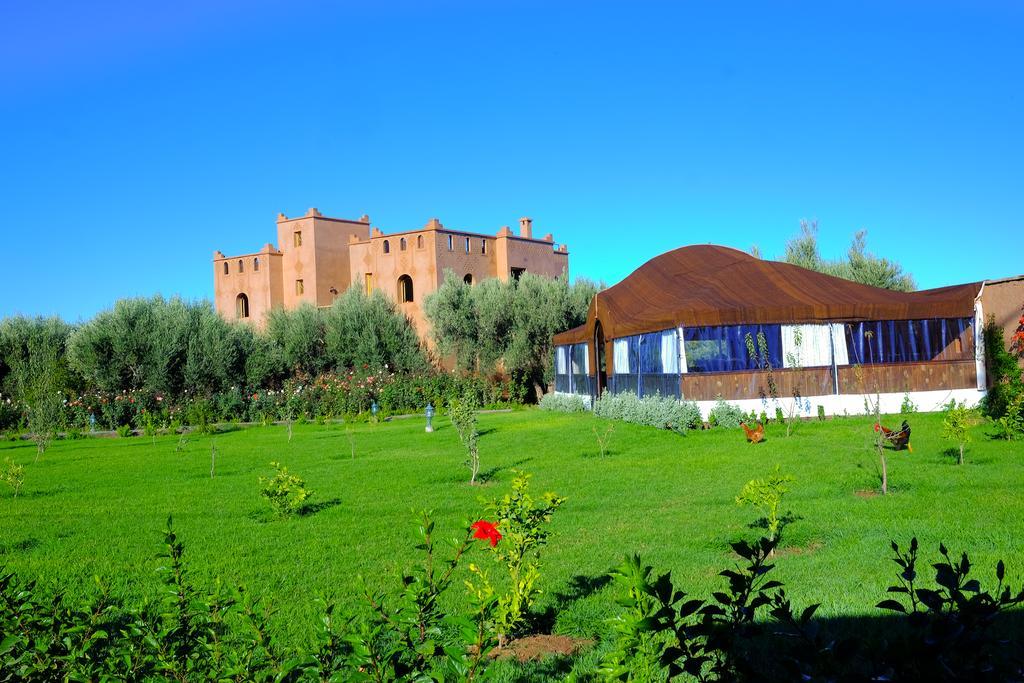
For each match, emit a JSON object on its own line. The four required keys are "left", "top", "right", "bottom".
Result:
{"left": 1, "top": 456, "right": 25, "bottom": 497}
{"left": 817, "top": 404, "right": 826, "bottom": 421}
{"left": 708, "top": 396, "right": 745, "bottom": 429}
{"left": 735, "top": 466, "right": 793, "bottom": 544}
{"left": 877, "top": 538, "right": 1024, "bottom": 681}
{"left": 116, "top": 424, "right": 133, "bottom": 438}
{"left": 942, "top": 400, "right": 977, "bottom": 464}
{"left": 449, "top": 394, "right": 481, "bottom": 484}
{"left": 259, "top": 461, "right": 314, "bottom": 516}
{"left": 479, "top": 471, "right": 565, "bottom": 646}
{"left": 901, "top": 391, "right": 917, "bottom": 414}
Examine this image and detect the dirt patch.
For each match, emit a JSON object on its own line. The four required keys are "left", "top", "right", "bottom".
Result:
{"left": 776, "top": 540, "right": 823, "bottom": 557}
{"left": 854, "top": 489, "right": 879, "bottom": 499}
{"left": 490, "top": 634, "right": 593, "bottom": 662}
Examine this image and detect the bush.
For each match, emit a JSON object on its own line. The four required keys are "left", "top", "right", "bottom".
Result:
{"left": 538, "top": 392, "right": 587, "bottom": 413}
{"left": 709, "top": 396, "right": 745, "bottom": 429}
{"left": 260, "top": 461, "right": 314, "bottom": 516}
{"left": 593, "top": 391, "right": 702, "bottom": 431}
{"left": 981, "top": 319, "right": 1024, "bottom": 421}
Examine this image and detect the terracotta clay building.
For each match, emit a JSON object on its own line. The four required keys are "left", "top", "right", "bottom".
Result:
{"left": 553, "top": 244, "right": 1023, "bottom": 417}
{"left": 213, "top": 208, "right": 569, "bottom": 337}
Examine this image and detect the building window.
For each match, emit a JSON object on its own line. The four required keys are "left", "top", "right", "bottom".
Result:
{"left": 400, "top": 237, "right": 407, "bottom": 251}
{"left": 365, "top": 273, "right": 373, "bottom": 294}
{"left": 511, "top": 267, "right": 526, "bottom": 281}
{"left": 294, "top": 231, "right": 302, "bottom": 247}
{"left": 238, "top": 259, "right": 244, "bottom": 273}
{"left": 222, "top": 262, "right": 229, "bottom": 275}
{"left": 383, "top": 239, "right": 390, "bottom": 254}
{"left": 398, "top": 275, "right": 414, "bottom": 303}
{"left": 417, "top": 234, "right": 424, "bottom": 249}
{"left": 447, "top": 235, "right": 453, "bottom": 251}
{"left": 253, "top": 257, "right": 260, "bottom": 272}
{"left": 465, "top": 237, "right": 470, "bottom": 253}
{"left": 464, "top": 273, "right": 473, "bottom": 285}
{"left": 296, "top": 279, "right": 304, "bottom": 295}
{"left": 481, "top": 240, "right": 487, "bottom": 254}
{"left": 236, "top": 293, "right": 249, "bottom": 319}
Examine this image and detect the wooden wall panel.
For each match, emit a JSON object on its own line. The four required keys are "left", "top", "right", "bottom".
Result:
{"left": 681, "top": 367, "right": 834, "bottom": 401}
{"left": 836, "top": 360, "right": 976, "bottom": 394}
{"left": 679, "top": 360, "right": 977, "bottom": 401}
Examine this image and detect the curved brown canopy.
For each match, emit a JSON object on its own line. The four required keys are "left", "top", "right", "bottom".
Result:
{"left": 554, "top": 245, "right": 980, "bottom": 344}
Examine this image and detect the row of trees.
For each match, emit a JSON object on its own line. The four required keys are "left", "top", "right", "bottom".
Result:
{"left": 0, "top": 274, "right": 601, "bottom": 431}
{"left": 757, "top": 218, "right": 917, "bottom": 291}
{"left": 424, "top": 271, "right": 600, "bottom": 398}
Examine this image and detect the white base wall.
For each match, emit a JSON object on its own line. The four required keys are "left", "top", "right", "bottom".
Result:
{"left": 555, "top": 388, "right": 985, "bottom": 420}
{"left": 691, "top": 388, "right": 985, "bottom": 421}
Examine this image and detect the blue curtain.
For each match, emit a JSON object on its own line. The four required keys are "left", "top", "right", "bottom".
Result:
{"left": 683, "top": 324, "right": 783, "bottom": 372}
{"left": 611, "top": 330, "right": 681, "bottom": 397}
{"left": 843, "top": 318, "right": 971, "bottom": 364}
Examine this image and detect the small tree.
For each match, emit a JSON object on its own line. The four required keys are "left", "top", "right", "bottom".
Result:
{"left": 941, "top": 400, "right": 976, "bottom": 465}
{"left": 592, "top": 423, "right": 614, "bottom": 457}
{"left": 449, "top": 395, "right": 481, "bottom": 485}
{"left": 260, "top": 462, "right": 314, "bottom": 516}
{"left": 1, "top": 457, "right": 24, "bottom": 497}
{"left": 735, "top": 466, "right": 793, "bottom": 545}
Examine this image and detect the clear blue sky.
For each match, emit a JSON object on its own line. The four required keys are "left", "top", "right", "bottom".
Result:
{"left": 2, "top": 0, "right": 1021, "bottom": 322}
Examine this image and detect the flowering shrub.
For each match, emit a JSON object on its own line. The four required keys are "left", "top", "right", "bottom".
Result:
{"left": 538, "top": 392, "right": 588, "bottom": 413}
{"left": 475, "top": 472, "right": 565, "bottom": 646}
{"left": 52, "top": 370, "right": 524, "bottom": 433}
{"left": 0, "top": 393, "right": 22, "bottom": 432}
{"left": 594, "top": 391, "right": 702, "bottom": 431}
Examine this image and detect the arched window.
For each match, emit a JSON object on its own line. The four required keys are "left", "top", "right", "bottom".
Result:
{"left": 481, "top": 240, "right": 487, "bottom": 254}
{"left": 253, "top": 257, "right": 260, "bottom": 272}
{"left": 417, "top": 234, "right": 424, "bottom": 248}
{"left": 383, "top": 239, "right": 390, "bottom": 254}
{"left": 238, "top": 259, "right": 244, "bottom": 273}
{"left": 222, "top": 262, "right": 229, "bottom": 275}
{"left": 463, "top": 273, "right": 473, "bottom": 285}
{"left": 236, "top": 293, "right": 249, "bottom": 319}
{"left": 400, "top": 237, "right": 407, "bottom": 251}
{"left": 398, "top": 275, "right": 414, "bottom": 303}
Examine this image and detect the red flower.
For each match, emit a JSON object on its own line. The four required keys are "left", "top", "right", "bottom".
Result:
{"left": 471, "top": 520, "right": 502, "bottom": 547}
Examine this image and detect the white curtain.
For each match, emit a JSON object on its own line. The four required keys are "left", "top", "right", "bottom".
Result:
{"left": 678, "top": 326, "right": 688, "bottom": 373}
{"left": 830, "top": 323, "right": 849, "bottom": 366}
{"left": 613, "top": 339, "right": 630, "bottom": 374}
{"left": 660, "top": 329, "right": 679, "bottom": 373}
{"left": 580, "top": 343, "right": 590, "bottom": 374}
{"left": 781, "top": 324, "right": 833, "bottom": 367}
{"left": 556, "top": 346, "right": 568, "bottom": 374}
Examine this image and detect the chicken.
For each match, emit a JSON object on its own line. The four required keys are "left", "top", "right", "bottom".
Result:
{"left": 740, "top": 421, "right": 765, "bottom": 444}
{"left": 874, "top": 420, "right": 913, "bottom": 452}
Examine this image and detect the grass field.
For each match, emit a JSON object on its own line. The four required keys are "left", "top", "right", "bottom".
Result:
{"left": 1, "top": 408, "right": 1022, "bottom": 667}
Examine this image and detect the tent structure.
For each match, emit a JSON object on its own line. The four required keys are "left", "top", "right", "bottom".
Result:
{"left": 552, "top": 245, "right": 1003, "bottom": 416}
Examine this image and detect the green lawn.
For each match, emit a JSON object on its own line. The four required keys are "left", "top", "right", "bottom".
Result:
{"left": 1, "top": 409, "right": 1021, "bottom": 660}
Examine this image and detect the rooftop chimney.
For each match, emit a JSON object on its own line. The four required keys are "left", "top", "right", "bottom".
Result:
{"left": 519, "top": 217, "right": 533, "bottom": 238}
{"left": 424, "top": 218, "right": 443, "bottom": 230}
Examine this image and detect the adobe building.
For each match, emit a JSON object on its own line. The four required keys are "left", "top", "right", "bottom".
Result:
{"left": 212, "top": 208, "right": 569, "bottom": 338}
